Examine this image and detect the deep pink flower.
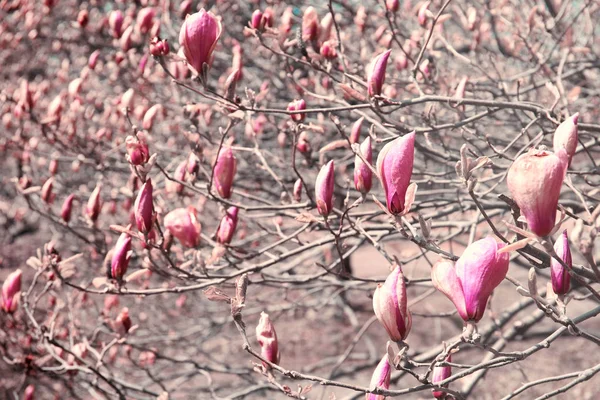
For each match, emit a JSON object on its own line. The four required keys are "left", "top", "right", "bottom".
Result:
{"left": 111, "top": 233, "right": 132, "bottom": 280}
{"left": 315, "top": 160, "right": 335, "bottom": 217}
{"left": 507, "top": 148, "right": 568, "bottom": 237}
{"left": 432, "top": 355, "right": 452, "bottom": 399}
{"left": 1, "top": 269, "right": 22, "bottom": 313}
{"left": 164, "top": 207, "right": 202, "bottom": 248}
{"left": 373, "top": 265, "right": 412, "bottom": 342}
{"left": 431, "top": 237, "right": 509, "bottom": 322}
{"left": 178, "top": 9, "right": 222, "bottom": 75}
{"left": 216, "top": 207, "right": 239, "bottom": 245}
{"left": 376, "top": 132, "right": 415, "bottom": 215}
{"left": 367, "top": 49, "right": 392, "bottom": 97}
{"left": 134, "top": 179, "right": 154, "bottom": 233}
{"left": 366, "top": 354, "right": 391, "bottom": 400}
{"left": 256, "top": 312, "right": 280, "bottom": 368}
{"left": 551, "top": 230, "right": 571, "bottom": 295}
{"left": 553, "top": 113, "right": 578, "bottom": 166}
{"left": 108, "top": 10, "right": 124, "bottom": 38}
{"left": 213, "top": 147, "right": 237, "bottom": 198}
{"left": 287, "top": 99, "right": 307, "bottom": 122}
{"left": 354, "top": 137, "right": 373, "bottom": 194}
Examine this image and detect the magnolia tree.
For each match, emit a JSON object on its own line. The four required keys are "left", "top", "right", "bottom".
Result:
{"left": 2, "top": 0, "right": 600, "bottom": 399}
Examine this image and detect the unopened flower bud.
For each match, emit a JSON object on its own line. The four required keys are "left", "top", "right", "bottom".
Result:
{"left": 134, "top": 179, "right": 154, "bottom": 233}
{"left": 216, "top": 207, "right": 239, "bottom": 244}
{"left": 136, "top": 7, "right": 155, "bottom": 35}
{"left": 179, "top": 9, "right": 222, "bottom": 76}
{"left": 302, "top": 6, "right": 320, "bottom": 42}
{"left": 61, "top": 194, "right": 75, "bottom": 223}
{"left": 315, "top": 160, "right": 335, "bottom": 217}
{"left": 109, "top": 10, "right": 124, "bottom": 38}
{"left": 553, "top": 113, "right": 578, "bottom": 166}
{"left": 386, "top": 0, "right": 400, "bottom": 13}
{"left": 125, "top": 134, "right": 150, "bottom": 166}
{"left": 213, "top": 147, "right": 237, "bottom": 198}
{"left": 114, "top": 307, "right": 132, "bottom": 336}
{"left": 366, "top": 354, "right": 391, "bottom": 400}
{"left": 551, "top": 230, "right": 571, "bottom": 295}
{"left": 376, "top": 132, "right": 415, "bottom": 215}
{"left": 432, "top": 355, "right": 452, "bottom": 399}
{"left": 1, "top": 269, "right": 22, "bottom": 313}
{"left": 164, "top": 207, "right": 202, "bottom": 248}
{"left": 24, "top": 385, "right": 35, "bottom": 400}
{"left": 77, "top": 10, "right": 89, "bottom": 28}
{"left": 367, "top": 49, "right": 392, "bottom": 97}
{"left": 287, "top": 99, "right": 307, "bottom": 122}
{"left": 293, "top": 179, "right": 303, "bottom": 202}
{"left": 373, "top": 265, "right": 412, "bottom": 342}
{"left": 86, "top": 183, "right": 102, "bottom": 222}
{"left": 350, "top": 117, "right": 364, "bottom": 144}
{"left": 256, "top": 312, "right": 280, "bottom": 368}
{"left": 111, "top": 232, "right": 132, "bottom": 281}
{"left": 354, "top": 137, "right": 373, "bottom": 194}
{"left": 41, "top": 177, "right": 54, "bottom": 204}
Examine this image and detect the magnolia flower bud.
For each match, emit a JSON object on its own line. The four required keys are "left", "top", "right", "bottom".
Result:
{"left": 134, "top": 179, "right": 153, "bottom": 233}
{"left": 136, "top": 7, "right": 155, "bottom": 35}
{"left": 1, "top": 269, "right": 22, "bottom": 313}
{"left": 354, "top": 137, "right": 373, "bottom": 194}
{"left": 373, "top": 265, "right": 412, "bottom": 342}
{"left": 126, "top": 135, "right": 150, "bottom": 165}
{"left": 109, "top": 10, "right": 124, "bottom": 38}
{"left": 551, "top": 230, "right": 571, "bottom": 295}
{"left": 187, "top": 153, "right": 200, "bottom": 175}
{"left": 395, "top": 53, "right": 408, "bottom": 71}
{"left": 296, "top": 133, "right": 311, "bottom": 154}
{"left": 41, "top": 177, "right": 54, "bottom": 204}
{"left": 179, "top": 0, "right": 192, "bottom": 18}
{"left": 507, "top": 148, "right": 568, "bottom": 237}
{"left": 350, "top": 117, "right": 364, "bottom": 144}
{"left": 213, "top": 147, "right": 237, "bottom": 198}
{"left": 24, "top": 385, "right": 35, "bottom": 400}
{"left": 431, "top": 237, "right": 509, "bottom": 322}
{"left": 88, "top": 50, "right": 100, "bottom": 70}
{"left": 320, "top": 40, "right": 337, "bottom": 59}
{"left": 366, "top": 354, "right": 391, "bottom": 400}
{"left": 287, "top": 99, "right": 307, "bottom": 122}
{"left": 386, "top": 0, "right": 400, "bottom": 13}
{"left": 553, "top": 113, "right": 578, "bottom": 166}
{"left": 114, "top": 307, "right": 132, "bottom": 336}
{"left": 164, "top": 207, "right": 202, "bottom": 248}
{"left": 86, "top": 183, "right": 102, "bottom": 222}
{"left": 432, "top": 355, "right": 452, "bottom": 399}
{"left": 61, "top": 194, "right": 75, "bottom": 223}
{"left": 77, "top": 10, "right": 89, "bottom": 28}
{"left": 302, "top": 6, "right": 320, "bottom": 42}
{"left": 256, "top": 312, "right": 280, "bottom": 368}
{"left": 376, "top": 132, "right": 415, "bottom": 215}
{"left": 179, "top": 9, "right": 222, "bottom": 76}
{"left": 367, "top": 49, "right": 391, "bottom": 97}
{"left": 293, "top": 179, "right": 303, "bottom": 202}
{"left": 111, "top": 233, "right": 132, "bottom": 281}
{"left": 216, "top": 207, "right": 239, "bottom": 245}
{"left": 150, "top": 37, "right": 170, "bottom": 56}
{"left": 315, "top": 160, "right": 335, "bottom": 217}
{"left": 250, "top": 10, "right": 264, "bottom": 30}
{"left": 418, "top": 1, "right": 431, "bottom": 27}
{"left": 142, "top": 104, "right": 162, "bottom": 130}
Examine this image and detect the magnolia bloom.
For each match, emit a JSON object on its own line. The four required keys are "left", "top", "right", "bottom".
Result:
{"left": 61, "top": 194, "right": 75, "bottom": 223}
{"left": 111, "top": 233, "right": 132, "bottom": 280}
{"left": 315, "top": 160, "right": 335, "bottom": 217}
{"left": 553, "top": 113, "right": 578, "bottom": 166}
{"left": 213, "top": 147, "right": 237, "bottom": 198}
{"left": 376, "top": 132, "right": 416, "bottom": 215}
{"left": 134, "top": 179, "right": 153, "bottom": 233}
{"left": 431, "top": 237, "right": 509, "bottom": 322}
{"left": 1, "top": 269, "right": 22, "bottom": 313}
{"left": 178, "top": 9, "right": 222, "bottom": 76}
{"left": 164, "top": 207, "right": 202, "bottom": 248}
{"left": 507, "top": 148, "right": 568, "bottom": 237}
{"left": 86, "top": 183, "right": 102, "bottom": 222}
{"left": 287, "top": 99, "right": 306, "bottom": 122}
{"left": 354, "top": 137, "right": 373, "bottom": 194}
{"left": 373, "top": 265, "right": 412, "bottom": 342}
{"left": 366, "top": 355, "right": 391, "bottom": 400}
{"left": 432, "top": 355, "right": 452, "bottom": 399}
{"left": 216, "top": 207, "right": 239, "bottom": 245}
{"left": 551, "top": 230, "right": 571, "bottom": 295}
{"left": 367, "top": 49, "right": 392, "bottom": 97}
{"left": 256, "top": 312, "right": 280, "bottom": 368}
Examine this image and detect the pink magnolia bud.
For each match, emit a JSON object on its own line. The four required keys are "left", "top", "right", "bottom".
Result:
{"left": 418, "top": 1, "right": 431, "bottom": 27}
{"left": 88, "top": 50, "right": 100, "bottom": 70}
{"left": 395, "top": 53, "right": 408, "bottom": 71}
{"left": 280, "top": 7, "right": 294, "bottom": 34}
{"left": 250, "top": 10, "right": 264, "bottom": 30}
{"left": 287, "top": 99, "right": 307, "bottom": 122}
{"left": 263, "top": 8, "right": 275, "bottom": 28}
{"left": 164, "top": 207, "right": 202, "bottom": 248}
{"left": 320, "top": 40, "right": 337, "bottom": 59}
{"left": 432, "top": 355, "right": 452, "bottom": 398}
{"left": 507, "top": 148, "right": 568, "bottom": 237}
{"left": 466, "top": 7, "right": 478, "bottom": 31}
{"left": 167, "top": 161, "right": 187, "bottom": 194}
{"left": 293, "top": 179, "right": 303, "bottom": 202}
{"left": 367, "top": 49, "right": 392, "bottom": 97}
{"left": 47, "top": 95, "right": 63, "bottom": 122}
{"left": 386, "top": 0, "right": 400, "bottom": 13}
{"left": 179, "top": 0, "right": 192, "bottom": 18}
{"left": 61, "top": 194, "right": 75, "bottom": 223}
{"left": 150, "top": 37, "right": 170, "bottom": 56}
{"left": 41, "top": 177, "right": 54, "bottom": 204}
{"left": 125, "top": 134, "right": 150, "bottom": 166}
{"left": 350, "top": 117, "right": 364, "bottom": 144}
{"left": 551, "top": 230, "right": 571, "bottom": 295}
{"left": 111, "top": 232, "right": 132, "bottom": 280}
{"left": 187, "top": 153, "right": 200, "bottom": 175}
{"left": 297, "top": 134, "right": 311, "bottom": 154}
{"left": 354, "top": 137, "right": 373, "bottom": 194}
{"left": 431, "top": 237, "right": 509, "bottom": 322}
{"left": 134, "top": 179, "right": 153, "bottom": 233}
{"left": 109, "top": 10, "right": 124, "bottom": 38}
{"left": 315, "top": 160, "right": 335, "bottom": 217}
{"left": 179, "top": 9, "right": 222, "bottom": 76}
{"left": 120, "top": 26, "right": 133, "bottom": 51}
{"left": 213, "top": 147, "right": 237, "bottom": 198}
{"left": 86, "top": 184, "right": 102, "bottom": 222}
{"left": 320, "top": 13, "right": 333, "bottom": 42}
{"left": 256, "top": 312, "right": 280, "bottom": 367}
{"left": 114, "top": 307, "right": 132, "bottom": 335}
{"left": 24, "top": 385, "right": 35, "bottom": 400}
{"left": 376, "top": 132, "right": 415, "bottom": 215}
{"left": 1, "top": 269, "right": 22, "bottom": 313}
{"left": 142, "top": 104, "right": 162, "bottom": 130}
{"left": 302, "top": 6, "right": 320, "bottom": 42}
{"left": 216, "top": 207, "right": 239, "bottom": 244}
{"left": 355, "top": 6, "right": 367, "bottom": 33}
{"left": 366, "top": 354, "right": 391, "bottom": 400}
{"left": 77, "top": 10, "right": 89, "bottom": 28}
{"left": 553, "top": 113, "right": 578, "bottom": 166}
{"left": 136, "top": 7, "right": 155, "bottom": 35}
{"left": 373, "top": 265, "right": 412, "bottom": 342}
